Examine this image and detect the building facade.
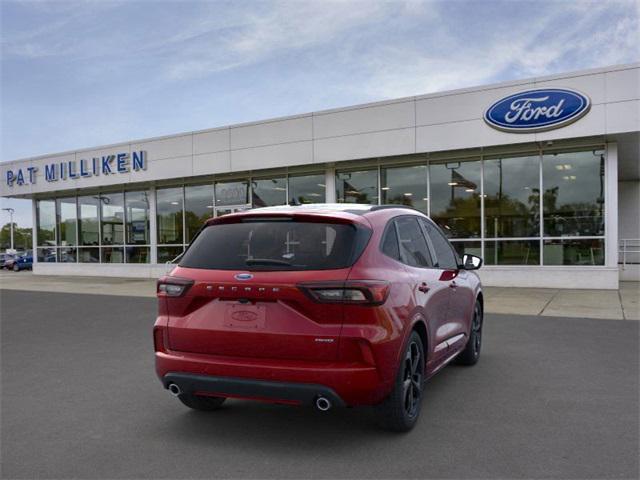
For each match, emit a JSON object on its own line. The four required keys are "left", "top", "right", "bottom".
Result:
{"left": 2, "top": 63, "right": 639, "bottom": 288}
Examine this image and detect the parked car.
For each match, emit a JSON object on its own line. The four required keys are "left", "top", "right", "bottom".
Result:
{"left": 154, "top": 204, "right": 483, "bottom": 431}
{"left": 2, "top": 253, "right": 17, "bottom": 270}
{"left": 12, "top": 253, "right": 33, "bottom": 271}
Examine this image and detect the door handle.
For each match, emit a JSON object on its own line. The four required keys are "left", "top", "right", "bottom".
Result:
{"left": 418, "top": 282, "right": 430, "bottom": 293}
{"left": 449, "top": 281, "right": 458, "bottom": 289}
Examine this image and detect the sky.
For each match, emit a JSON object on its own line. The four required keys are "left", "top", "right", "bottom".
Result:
{"left": 1, "top": 0, "right": 639, "bottom": 228}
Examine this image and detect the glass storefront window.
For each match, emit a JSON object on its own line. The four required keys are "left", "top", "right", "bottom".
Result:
{"left": 56, "top": 198, "right": 77, "bottom": 246}
{"left": 429, "top": 160, "right": 481, "bottom": 238}
{"left": 36, "top": 247, "right": 56, "bottom": 262}
{"left": 158, "top": 246, "right": 184, "bottom": 264}
{"left": 101, "top": 246, "right": 124, "bottom": 263}
{"left": 215, "top": 180, "right": 248, "bottom": 206}
{"left": 484, "top": 240, "right": 540, "bottom": 265}
{"left": 450, "top": 241, "right": 482, "bottom": 259}
{"left": 126, "top": 246, "right": 150, "bottom": 264}
{"left": 381, "top": 165, "right": 428, "bottom": 213}
{"left": 78, "top": 247, "right": 99, "bottom": 263}
{"left": 36, "top": 200, "right": 56, "bottom": 246}
{"left": 125, "top": 191, "right": 150, "bottom": 246}
{"left": 157, "top": 187, "right": 183, "bottom": 245}
{"left": 484, "top": 155, "right": 540, "bottom": 238}
{"left": 58, "top": 247, "right": 77, "bottom": 263}
{"left": 542, "top": 150, "right": 605, "bottom": 237}
{"left": 252, "top": 177, "right": 286, "bottom": 207}
{"left": 336, "top": 169, "right": 378, "bottom": 204}
{"left": 78, "top": 196, "right": 100, "bottom": 246}
{"left": 288, "top": 173, "right": 325, "bottom": 204}
{"left": 543, "top": 238, "right": 604, "bottom": 265}
{"left": 185, "top": 184, "right": 214, "bottom": 242}
{"left": 100, "top": 193, "right": 124, "bottom": 245}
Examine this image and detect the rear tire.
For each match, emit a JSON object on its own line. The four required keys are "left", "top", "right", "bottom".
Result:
{"left": 455, "top": 299, "right": 483, "bottom": 366}
{"left": 376, "top": 331, "right": 425, "bottom": 432}
{"left": 177, "top": 393, "right": 226, "bottom": 411}
{"left": 12, "top": 264, "right": 19, "bottom": 272}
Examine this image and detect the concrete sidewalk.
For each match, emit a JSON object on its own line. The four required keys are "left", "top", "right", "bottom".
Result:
{"left": 1, "top": 271, "right": 638, "bottom": 320}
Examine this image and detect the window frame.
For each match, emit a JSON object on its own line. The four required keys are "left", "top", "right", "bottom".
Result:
{"left": 392, "top": 215, "right": 435, "bottom": 269}
{"left": 419, "top": 217, "right": 461, "bottom": 270}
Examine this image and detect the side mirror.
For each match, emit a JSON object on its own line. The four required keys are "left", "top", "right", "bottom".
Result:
{"left": 462, "top": 253, "right": 483, "bottom": 270}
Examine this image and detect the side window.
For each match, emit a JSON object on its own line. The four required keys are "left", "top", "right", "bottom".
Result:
{"left": 381, "top": 221, "right": 401, "bottom": 261}
{"left": 395, "top": 217, "right": 433, "bottom": 268}
{"left": 422, "top": 220, "right": 459, "bottom": 270}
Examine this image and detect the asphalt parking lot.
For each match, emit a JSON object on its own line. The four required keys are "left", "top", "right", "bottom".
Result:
{"left": 1, "top": 290, "right": 638, "bottom": 479}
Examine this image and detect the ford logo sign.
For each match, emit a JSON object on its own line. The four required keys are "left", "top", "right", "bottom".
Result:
{"left": 484, "top": 88, "right": 590, "bottom": 133}
{"left": 234, "top": 273, "right": 253, "bottom": 281}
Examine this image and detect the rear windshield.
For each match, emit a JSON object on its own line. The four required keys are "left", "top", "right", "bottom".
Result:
{"left": 179, "top": 220, "right": 367, "bottom": 271}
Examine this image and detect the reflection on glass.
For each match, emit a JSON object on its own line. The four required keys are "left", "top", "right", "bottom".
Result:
{"left": 157, "top": 187, "right": 183, "bottom": 244}
{"left": 102, "top": 247, "right": 124, "bottom": 263}
{"left": 543, "top": 239, "right": 604, "bottom": 265}
{"left": 288, "top": 174, "right": 325, "bottom": 204}
{"left": 56, "top": 198, "right": 77, "bottom": 246}
{"left": 484, "top": 155, "right": 540, "bottom": 238}
{"left": 37, "top": 247, "right": 56, "bottom": 262}
{"left": 381, "top": 165, "right": 428, "bottom": 213}
{"left": 336, "top": 170, "right": 378, "bottom": 204}
{"left": 484, "top": 240, "right": 540, "bottom": 265}
{"left": 78, "top": 247, "right": 99, "bottom": 263}
{"left": 101, "top": 193, "right": 124, "bottom": 245}
{"left": 450, "top": 241, "right": 482, "bottom": 259}
{"left": 252, "top": 177, "right": 286, "bottom": 207}
{"left": 78, "top": 196, "right": 100, "bottom": 246}
{"left": 543, "top": 150, "right": 605, "bottom": 237}
{"left": 185, "top": 184, "right": 214, "bottom": 242}
{"left": 125, "top": 191, "right": 150, "bottom": 245}
{"left": 58, "top": 247, "right": 77, "bottom": 263}
{"left": 37, "top": 200, "right": 56, "bottom": 246}
{"left": 126, "top": 247, "right": 150, "bottom": 263}
{"left": 430, "top": 160, "right": 481, "bottom": 238}
{"left": 215, "top": 181, "right": 248, "bottom": 206}
{"left": 158, "top": 246, "right": 184, "bottom": 263}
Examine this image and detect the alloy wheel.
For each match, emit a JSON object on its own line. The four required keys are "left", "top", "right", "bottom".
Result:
{"left": 402, "top": 341, "right": 423, "bottom": 418}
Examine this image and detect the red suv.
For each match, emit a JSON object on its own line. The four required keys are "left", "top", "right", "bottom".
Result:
{"left": 154, "top": 204, "right": 483, "bottom": 431}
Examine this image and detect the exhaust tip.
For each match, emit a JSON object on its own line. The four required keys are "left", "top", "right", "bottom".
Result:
{"left": 168, "top": 383, "right": 181, "bottom": 397}
{"left": 315, "top": 396, "right": 331, "bottom": 411}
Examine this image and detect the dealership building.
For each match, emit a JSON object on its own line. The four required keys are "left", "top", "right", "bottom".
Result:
{"left": 1, "top": 63, "right": 638, "bottom": 289}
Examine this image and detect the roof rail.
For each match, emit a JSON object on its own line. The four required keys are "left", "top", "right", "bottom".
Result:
{"left": 369, "top": 204, "right": 420, "bottom": 212}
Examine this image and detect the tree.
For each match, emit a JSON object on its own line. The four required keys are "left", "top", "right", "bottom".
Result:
{"left": 0, "top": 223, "right": 32, "bottom": 251}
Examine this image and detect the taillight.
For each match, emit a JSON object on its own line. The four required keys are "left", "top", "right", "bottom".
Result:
{"left": 157, "top": 276, "right": 194, "bottom": 297}
{"left": 153, "top": 326, "right": 166, "bottom": 352}
{"left": 298, "top": 281, "right": 390, "bottom": 306}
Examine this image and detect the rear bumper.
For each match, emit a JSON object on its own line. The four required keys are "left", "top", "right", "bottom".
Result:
{"left": 155, "top": 351, "right": 387, "bottom": 406}
{"left": 163, "top": 372, "right": 345, "bottom": 407}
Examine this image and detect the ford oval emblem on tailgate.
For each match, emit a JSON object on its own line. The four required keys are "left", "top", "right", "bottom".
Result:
{"left": 235, "top": 273, "right": 253, "bottom": 281}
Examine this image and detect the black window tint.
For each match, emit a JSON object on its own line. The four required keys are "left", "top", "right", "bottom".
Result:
{"left": 381, "top": 222, "right": 400, "bottom": 260}
{"left": 423, "top": 220, "right": 459, "bottom": 269}
{"left": 395, "top": 217, "right": 433, "bottom": 268}
{"left": 180, "top": 221, "right": 364, "bottom": 271}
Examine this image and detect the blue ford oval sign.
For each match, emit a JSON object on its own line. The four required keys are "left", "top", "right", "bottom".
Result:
{"left": 234, "top": 273, "right": 253, "bottom": 281}
{"left": 484, "top": 88, "right": 590, "bottom": 133}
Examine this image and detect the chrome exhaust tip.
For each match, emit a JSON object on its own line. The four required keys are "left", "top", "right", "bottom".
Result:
{"left": 168, "top": 383, "right": 181, "bottom": 397}
{"left": 315, "top": 396, "right": 331, "bottom": 411}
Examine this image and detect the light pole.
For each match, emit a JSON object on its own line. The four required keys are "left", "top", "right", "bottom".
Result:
{"left": 2, "top": 207, "right": 15, "bottom": 251}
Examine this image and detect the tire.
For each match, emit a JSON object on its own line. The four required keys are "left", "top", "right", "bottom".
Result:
{"left": 376, "top": 331, "right": 425, "bottom": 432}
{"left": 13, "top": 264, "right": 19, "bottom": 272}
{"left": 455, "top": 299, "right": 483, "bottom": 366}
{"left": 177, "top": 393, "right": 226, "bottom": 411}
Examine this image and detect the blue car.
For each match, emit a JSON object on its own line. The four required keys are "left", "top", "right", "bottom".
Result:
{"left": 13, "top": 253, "right": 33, "bottom": 271}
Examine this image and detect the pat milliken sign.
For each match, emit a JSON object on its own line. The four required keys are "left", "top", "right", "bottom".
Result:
{"left": 484, "top": 88, "right": 591, "bottom": 133}
{"left": 5, "top": 151, "right": 147, "bottom": 187}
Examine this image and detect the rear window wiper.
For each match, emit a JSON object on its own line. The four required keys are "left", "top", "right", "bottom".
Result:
{"left": 245, "top": 258, "right": 293, "bottom": 267}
